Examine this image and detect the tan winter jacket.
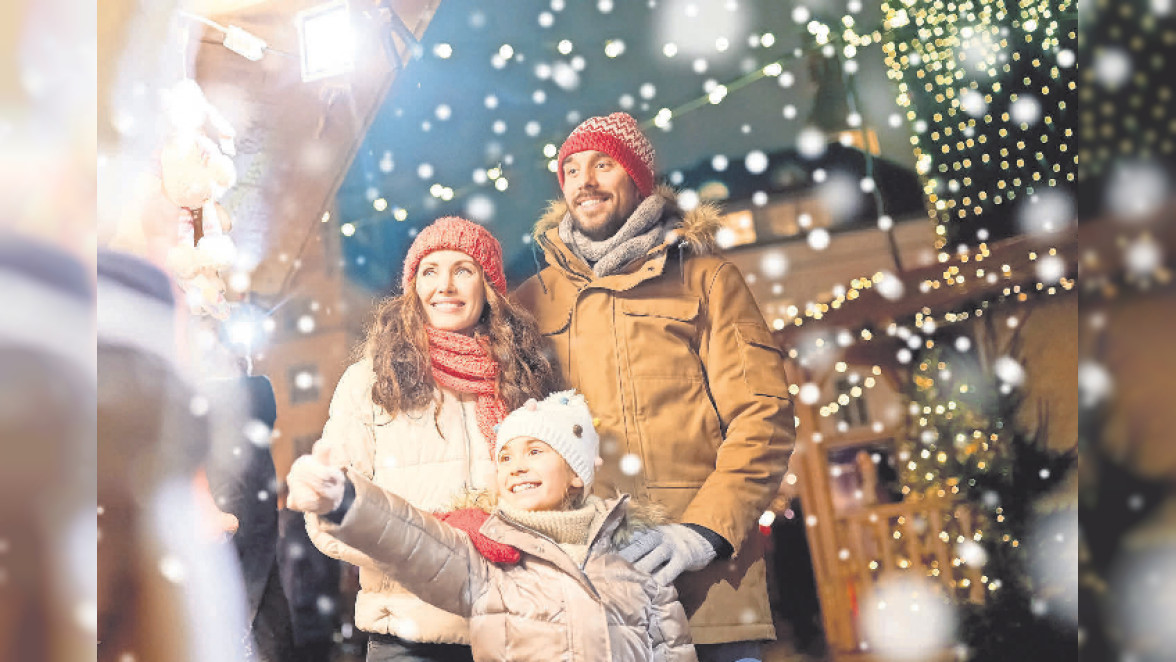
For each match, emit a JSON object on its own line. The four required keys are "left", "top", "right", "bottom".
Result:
{"left": 306, "top": 357, "right": 495, "bottom": 643}
{"left": 313, "top": 472, "right": 697, "bottom": 662}
{"left": 512, "top": 186, "right": 795, "bottom": 644}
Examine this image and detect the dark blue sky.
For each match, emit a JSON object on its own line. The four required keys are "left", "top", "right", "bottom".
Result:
{"left": 335, "top": 0, "right": 917, "bottom": 291}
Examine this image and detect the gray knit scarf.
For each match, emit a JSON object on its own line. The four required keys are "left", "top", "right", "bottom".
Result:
{"left": 558, "top": 194, "right": 668, "bottom": 278}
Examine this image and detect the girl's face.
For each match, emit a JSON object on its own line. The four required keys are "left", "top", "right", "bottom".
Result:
{"left": 414, "top": 250, "right": 487, "bottom": 335}
{"left": 496, "top": 437, "right": 583, "bottom": 512}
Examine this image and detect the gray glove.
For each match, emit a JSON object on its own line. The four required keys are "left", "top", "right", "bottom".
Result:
{"left": 618, "top": 523, "right": 718, "bottom": 585}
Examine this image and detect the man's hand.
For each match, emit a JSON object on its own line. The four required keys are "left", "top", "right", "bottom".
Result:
{"left": 285, "top": 441, "right": 345, "bottom": 515}
{"left": 618, "top": 523, "right": 718, "bottom": 585}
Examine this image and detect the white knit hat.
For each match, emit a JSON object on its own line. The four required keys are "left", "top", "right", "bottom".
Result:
{"left": 494, "top": 390, "right": 601, "bottom": 491}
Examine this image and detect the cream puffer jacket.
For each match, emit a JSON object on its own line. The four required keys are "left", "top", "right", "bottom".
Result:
{"left": 306, "top": 358, "right": 495, "bottom": 643}
{"left": 312, "top": 472, "right": 697, "bottom": 662}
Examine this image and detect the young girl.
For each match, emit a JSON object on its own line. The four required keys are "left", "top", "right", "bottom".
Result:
{"left": 287, "top": 391, "right": 697, "bottom": 662}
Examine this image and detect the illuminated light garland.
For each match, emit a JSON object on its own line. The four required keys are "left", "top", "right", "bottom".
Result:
{"left": 773, "top": 0, "right": 1079, "bottom": 335}
{"left": 877, "top": 0, "right": 1078, "bottom": 251}
{"left": 810, "top": 367, "right": 882, "bottom": 418}
{"left": 1078, "top": 0, "right": 1176, "bottom": 180}
{"left": 782, "top": 240, "right": 1075, "bottom": 337}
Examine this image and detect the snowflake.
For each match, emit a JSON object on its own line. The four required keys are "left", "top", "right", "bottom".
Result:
{"left": 619, "top": 453, "right": 642, "bottom": 476}
{"left": 876, "top": 272, "right": 904, "bottom": 301}
{"left": 158, "top": 555, "right": 186, "bottom": 584}
{"left": 1093, "top": 47, "right": 1132, "bottom": 90}
{"left": 1010, "top": 96, "right": 1041, "bottom": 125}
{"left": 797, "top": 127, "right": 826, "bottom": 159}
{"left": 744, "top": 150, "right": 768, "bottom": 174}
{"left": 993, "top": 356, "right": 1025, "bottom": 387}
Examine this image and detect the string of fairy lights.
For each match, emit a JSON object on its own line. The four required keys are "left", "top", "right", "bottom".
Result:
{"left": 772, "top": 0, "right": 1078, "bottom": 599}
{"left": 682, "top": 0, "right": 1080, "bottom": 341}
{"left": 877, "top": 0, "right": 1078, "bottom": 251}
{"left": 1079, "top": 0, "right": 1176, "bottom": 180}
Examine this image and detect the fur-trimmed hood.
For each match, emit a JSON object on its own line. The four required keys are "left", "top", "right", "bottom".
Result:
{"left": 446, "top": 489, "right": 671, "bottom": 547}
{"left": 533, "top": 184, "right": 723, "bottom": 256}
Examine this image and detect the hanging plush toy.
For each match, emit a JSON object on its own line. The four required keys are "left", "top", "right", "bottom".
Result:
{"left": 160, "top": 78, "right": 239, "bottom": 319}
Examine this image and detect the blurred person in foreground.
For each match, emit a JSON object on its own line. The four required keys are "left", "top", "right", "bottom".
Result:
{"left": 278, "top": 502, "right": 343, "bottom": 662}
{"left": 95, "top": 248, "right": 250, "bottom": 661}
{"left": 513, "top": 112, "right": 795, "bottom": 662}
{"left": 205, "top": 360, "right": 296, "bottom": 661}
{"left": 0, "top": 235, "right": 95, "bottom": 661}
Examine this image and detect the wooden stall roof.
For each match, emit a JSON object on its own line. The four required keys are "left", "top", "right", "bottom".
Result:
{"left": 186, "top": 0, "right": 442, "bottom": 296}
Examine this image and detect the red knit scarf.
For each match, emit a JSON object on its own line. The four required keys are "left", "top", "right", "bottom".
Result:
{"left": 426, "top": 326, "right": 508, "bottom": 457}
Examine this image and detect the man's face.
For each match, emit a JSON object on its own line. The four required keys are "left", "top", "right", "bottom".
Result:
{"left": 560, "top": 150, "right": 642, "bottom": 241}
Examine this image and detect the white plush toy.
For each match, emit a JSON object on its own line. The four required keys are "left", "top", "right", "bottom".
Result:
{"left": 158, "top": 79, "right": 240, "bottom": 319}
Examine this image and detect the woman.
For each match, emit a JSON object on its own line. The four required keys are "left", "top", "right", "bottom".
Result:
{"left": 307, "top": 216, "right": 560, "bottom": 662}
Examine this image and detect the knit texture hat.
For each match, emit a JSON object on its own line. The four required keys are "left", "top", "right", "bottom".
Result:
{"left": 557, "top": 112, "right": 656, "bottom": 197}
{"left": 494, "top": 390, "right": 601, "bottom": 491}
{"left": 401, "top": 216, "right": 507, "bottom": 295}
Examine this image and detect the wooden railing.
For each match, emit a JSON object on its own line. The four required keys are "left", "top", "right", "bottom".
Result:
{"left": 829, "top": 496, "right": 987, "bottom": 651}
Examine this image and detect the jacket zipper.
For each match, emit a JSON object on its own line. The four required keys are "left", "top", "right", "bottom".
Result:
{"left": 457, "top": 394, "right": 474, "bottom": 489}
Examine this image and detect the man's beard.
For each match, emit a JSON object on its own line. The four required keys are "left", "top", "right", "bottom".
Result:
{"left": 570, "top": 205, "right": 628, "bottom": 241}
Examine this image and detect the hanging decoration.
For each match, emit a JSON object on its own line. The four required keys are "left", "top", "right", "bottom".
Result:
{"left": 159, "top": 78, "right": 239, "bottom": 319}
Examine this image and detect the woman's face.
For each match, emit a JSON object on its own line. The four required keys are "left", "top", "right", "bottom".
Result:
{"left": 414, "top": 250, "right": 487, "bottom": 335}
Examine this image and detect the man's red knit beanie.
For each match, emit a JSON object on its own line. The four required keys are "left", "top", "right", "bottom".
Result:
{"left": 556, "top": 112, "right": 656, "bottom": 197}
{"left": 401, "top": 216, "right": 507, "bottom": 295}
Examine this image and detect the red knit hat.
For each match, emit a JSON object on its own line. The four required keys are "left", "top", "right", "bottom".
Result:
{"left": 557, "top": 112, "right": 656, "bottom": 197}
{"left": 401, "top": 216, "right": 507, "bottom": 295}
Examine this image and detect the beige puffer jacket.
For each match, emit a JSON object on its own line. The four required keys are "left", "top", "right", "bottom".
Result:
{"left": 312, "top": 472, "right": 697, "bottom": 662}
{"left": 306, "top": 358, "right": 495, "bottom": 643}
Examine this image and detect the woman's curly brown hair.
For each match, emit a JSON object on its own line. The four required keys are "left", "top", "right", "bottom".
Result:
{"left": 363, "top": 279, "right": 562, "bottom": 420}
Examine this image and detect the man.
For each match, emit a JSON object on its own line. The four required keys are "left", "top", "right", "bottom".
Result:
{"left": 513, "top": 112, "right": 795, "bottom": 661}
{"left": 95, "top": 249, "right": 251, "bottom": 661}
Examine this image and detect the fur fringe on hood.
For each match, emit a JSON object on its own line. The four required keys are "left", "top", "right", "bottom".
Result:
{"left": 445, "top": 488, "right": 671, "bottom": 547}
{"left": 533, "top": 185, "right": 723, "bottom": 256}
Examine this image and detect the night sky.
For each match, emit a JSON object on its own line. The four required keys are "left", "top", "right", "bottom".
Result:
{"left": 333, "top": 0, "right": 919, "bottom": 291}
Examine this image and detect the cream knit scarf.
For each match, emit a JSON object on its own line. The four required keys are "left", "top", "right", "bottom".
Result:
{"left": 499, "top": 496, "right": 609, "bottom": 566}
{"left": 558, "top": 194, "right": 668, "bottom": 278}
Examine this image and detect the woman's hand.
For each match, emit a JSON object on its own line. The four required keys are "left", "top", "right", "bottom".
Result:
{"left": 285, "top": 440, "right": 345, "bottom": 514}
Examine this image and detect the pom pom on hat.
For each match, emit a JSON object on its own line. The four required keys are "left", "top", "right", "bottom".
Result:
{"left": 494, "top": 390, "right": 601, "bottom": 491}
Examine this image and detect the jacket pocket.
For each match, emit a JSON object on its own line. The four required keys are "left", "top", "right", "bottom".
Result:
{"left": 533, "top": 305, "right": 572, "bottom": 380}
{"left": 618, "top": 297, "right": 699, "bottom": 322}
{"left": 618, "top": 297, "right": 702, "bottom": 379}
{"left": 632, "top": 376, "right": 721, "bottom": 487}
{"left": 734, "top": 322, "right": 789, "bottom": 399}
